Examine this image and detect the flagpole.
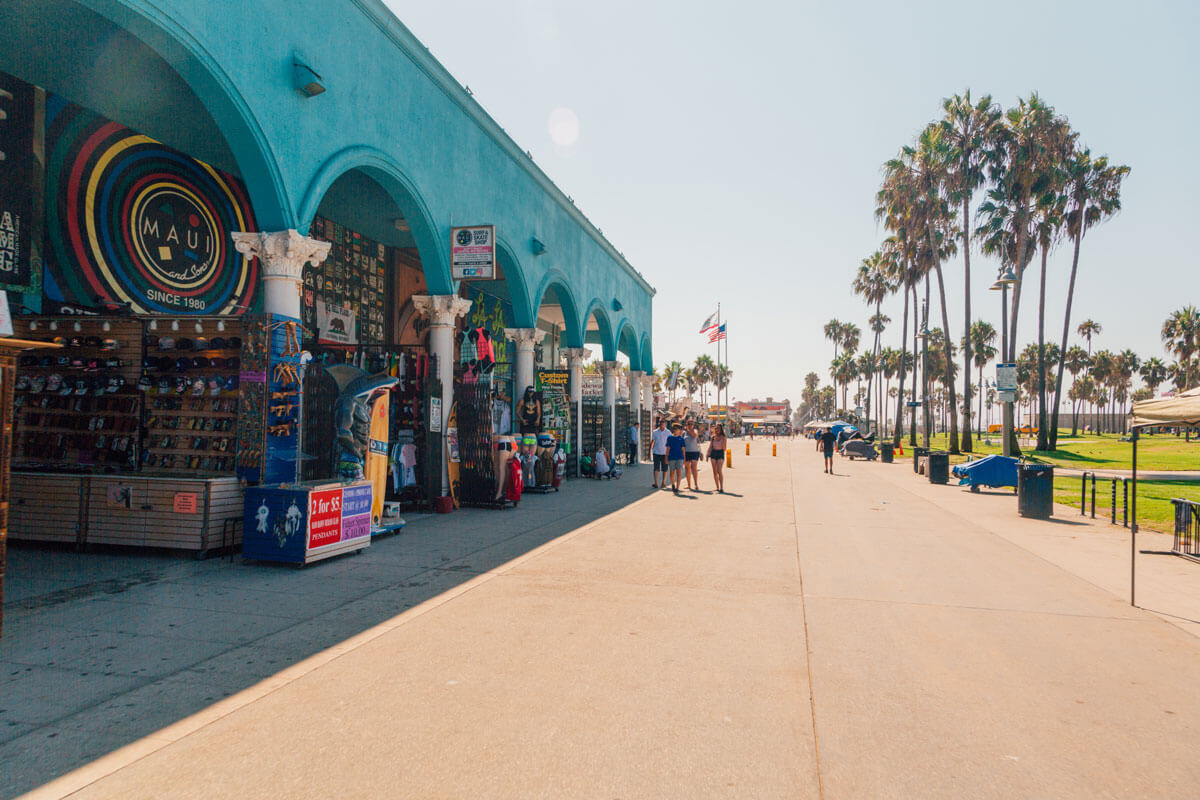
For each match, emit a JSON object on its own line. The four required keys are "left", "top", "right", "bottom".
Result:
{"left": 715, "top": 302, "right": 721, "bottom": 412}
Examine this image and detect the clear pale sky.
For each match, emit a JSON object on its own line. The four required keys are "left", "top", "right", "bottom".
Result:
{"left": 390, "top": 0, "right": 1199, "bottom": 408}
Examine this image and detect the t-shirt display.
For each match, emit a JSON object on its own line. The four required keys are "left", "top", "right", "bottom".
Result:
{"left": 302, "top": 216, "right": 387, "bottom": 345}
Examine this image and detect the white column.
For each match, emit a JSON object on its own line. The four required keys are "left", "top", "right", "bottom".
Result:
{"left": 628, "top": 370, "right": 644, "bottom": 418}
{"left": 642, "top": 375, "right": 655, "bottom": 418}
{"left": 413, "top": 294, "right": 472, "bottom": 496}
{"left": 505, "top": 327, "right": 546, "bottom": 398}
{"left": 598, "top": 361, "right": 621, "bottom": 457}
{"left": 564, "top": 348, "right": 590, "bottom": 476}
{"left": 232, "top": 230, "right": 331, "bottom": 319}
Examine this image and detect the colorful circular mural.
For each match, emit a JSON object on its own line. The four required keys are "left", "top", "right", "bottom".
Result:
{"left": 45, "top": 98, "right": 258, "bottom": 315}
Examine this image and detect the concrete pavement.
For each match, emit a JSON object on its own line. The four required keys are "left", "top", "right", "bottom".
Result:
{"left": 11, "top": 440, "right": 1200, "bottom": 798}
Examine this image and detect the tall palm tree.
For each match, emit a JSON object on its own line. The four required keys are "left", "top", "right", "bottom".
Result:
{"left": 1032, "top": 176, "right": 1068, "bottom": 450}
{"left": 980, "top": 94, "right": 1072, "bottom": 359}
{"left": 693, "top": 354, "right": 715, "bottom": 406}
{"left": 1090, "top": 350, "right": 1116, "bottom": 432}
{"left": 853, "top": 250, "right": 895, "bottom": 435}
{"left": 1063, "top": 345, "right": 1090, "bottom": 435}
{"left": 831, "top": 353, "right": 858, "bottom": 413}
{"left": 1048, "top": 151, "right": 1129, "bottom": 448}
{"left": 1162, "top": 306, "right": 1200, "bottom": 389}
{"left": 941, "top": 91, "right": 1002, "bottom": 451}
{"left": 1077, "top": 319, "right": 1101, "bottom": 357}
{"left": 1140, "top": 357, "right": 1167, "bottom": 396}
{"left": 713, "top": 364, "right": 732, "bottom": 401}
{"left": 965, "top": 321, "right": 997, "bottom": 435}
{"left": 663, "top": 360, "right": 683, "bottom": 404}
{"left": 840, "top": 323, "right": 861, "bottom": 358}
{"left": 824, "top": 320, "right": 843, "bottom": 364}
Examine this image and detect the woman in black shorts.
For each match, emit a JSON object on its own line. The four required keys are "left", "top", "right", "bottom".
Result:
{"left": 683, "top": 419, "right": 703, "bottom": 490}
{"left": 707, "top": 424, "right": 727, "bottom": 493}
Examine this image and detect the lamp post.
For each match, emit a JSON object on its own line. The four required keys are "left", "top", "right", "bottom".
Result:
{"left": 990, "top": 268, "right": 1019, "bottom": 457}
{"left": 915, "top": 303, "right": 930, "bottom": 449}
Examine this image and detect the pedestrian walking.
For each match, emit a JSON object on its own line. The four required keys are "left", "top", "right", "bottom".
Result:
{"left": 818, "top": 426, "right": 837, "bottom": 474}
{"left": 651, "top": 418, "right": 670, "bottom": 488}
{"left": 708, "top": 424, "right": 727, "bottom": 493}
{"left": 666, "top": 423, "right": 687, "bottom": 494}
{"left": 628, "top": 421, "right": 640, "bottom": 465}
{"left": 683, "top": 419, "right": 702, "bottom": 490}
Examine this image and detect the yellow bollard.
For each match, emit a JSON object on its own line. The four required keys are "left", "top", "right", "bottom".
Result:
{"left": 745, "top": 441, "right": 750, "bottom": 456}
{"left": 772, "top": 442, "right": 777, "bottom": 457}
{"left": 726, "top": 448, "right": 733, "bottom": 468}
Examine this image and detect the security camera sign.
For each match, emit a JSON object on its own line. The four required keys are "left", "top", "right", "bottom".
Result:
{"left": 451, "top": 225, "right": 495, "bottom": 280}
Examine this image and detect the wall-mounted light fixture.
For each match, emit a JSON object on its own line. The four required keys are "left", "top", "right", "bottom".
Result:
{"left": 393, "top": 218, "right": 410, "bottom": 232}
{"left": 612, "top": 299, "right": 623, "bottom": 312}
{"left": 293, "top": 55, "right": 326, "bottom": 97}
{"left": 531, "top": 237, "right": 547, "bottom": 256}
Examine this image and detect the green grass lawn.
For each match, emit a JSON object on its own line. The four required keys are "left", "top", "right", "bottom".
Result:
{"left": 912, "top": 430, "right": 1200, "bottom": 472}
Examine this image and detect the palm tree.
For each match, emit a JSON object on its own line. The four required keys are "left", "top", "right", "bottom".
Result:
{"left": 1032, "top": 176, "right": 1068, "bottom": 450}
{"left": 1162, "top": 306, "right": 1200, "bottom": 389}
{"left": 853, "top": 250, "right": 895, "bottom": 436}
{"left": 980, "top": 94, "right": 1072, "bottom": 358}
{"left": 681, "top": 368, "right": 699, "bottom": 402}
{"left": 1140, "top": 357, "right": 1167, "bottom": 396}
{"left": 693, "top": 354, "right": 715, "bottom": 406}
{"left": 942, "top": 91, "right": 1002, "bottom": 451}
{"left": 663, "top": 360, "right": 683, "bottom": 404}
{"left": 840, "top": 322, "right": 861, "bottom": 359}
{"left": 1063, "top": 346, "right": 1090, "bottom": 435}
{"left": 1090, "top": 350, "right": 1116, "bottom": 432}
{"left": 965, "top": 321, "right": 997, "bottom": 435}
{"left": 824, "top": 320, "right": 843, "bottom": 364}
{"left": 713, "top": 364, "right": 732, "bottom": 402}
{"left": 1078, "top": 319, "right": 1102, "bottom": 357}
{"left": 831, "top": 353, "right": 858, "bottom": 413}
{"left": 1048, "top": 151, "right": 1129, "bottom": 448}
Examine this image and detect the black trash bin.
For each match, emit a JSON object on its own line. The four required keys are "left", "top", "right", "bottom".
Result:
{"left": 912, "top": 446, "right": 928, "bottom": 473}
{"left": 880, "top": 443, "right": 894, "bottom": 463}
{"left": 927, "top": 451, "right": 949, "bottom": 485}
{"left": 1017, "top": 464, "right": 1055, "bottom": 519}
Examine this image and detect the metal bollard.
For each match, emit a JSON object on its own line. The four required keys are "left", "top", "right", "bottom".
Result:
{"left": 745, "top": 442, "right": 750, "bottom": 456}
{"left": 1111, "top": 479, "right": 1117, "bottom": 525}
{"left": 726, "top": 448, "right": 732, "bottom": 468}
{"left": 1123, "top": 479, "right": 1129, "bottom": 528}
{"left": 1080, "top": 472, "right": 1088, "bottom": 516}
{"left": 1091, "top": 473, "right": 1096, "bottom": 518}
{"left": 772, "top": 443, "right": 777, "bottom": 457}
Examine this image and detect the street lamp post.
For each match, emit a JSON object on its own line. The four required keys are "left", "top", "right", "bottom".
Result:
{"left": 990, "top": 268, "right": 1019, "bottom": 458}
{"left": 915, "top": 300, "right": 930, "bottom": 449}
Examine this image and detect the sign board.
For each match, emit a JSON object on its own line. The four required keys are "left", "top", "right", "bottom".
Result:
{"left": 173, "top": 492, "right": 199, "bottom": 514}
{"left": 906, "top": 401, "right": 923, "bottom": 408}
{"left": 537, "top": 369, "right": 571, "bottom": 430}
{"left": 316, "top": 299, "right": 356, "bottom": 345}
{"left": 451, "top": 225, "right": 495, "bottom": 280}
{"left": 307, "top": 488, "right": 343, "bottom": 549}
{"left": 0, "top": 70, "right": 35, "bottom": 288}
{"left": 582, "top": 374, "right": 603, "bottom": 401}
{"left": 0, "top": 291, "right": 12, "bottom": 336}
{"left": 429, "top": 397, "right": 443, "bottom": 433}
{"left": 996, "top": 363, "right": 1018, "bottom": 393}
{"left": 997, "top": 390, "right": 1017, "bottom": 403}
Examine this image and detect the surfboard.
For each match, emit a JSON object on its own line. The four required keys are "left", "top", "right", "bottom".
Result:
{"left": 446, "top": 401, "right": 460, "bottom": 508}
{"left": 365, "top": 390, "right": 390, "bottom": 527}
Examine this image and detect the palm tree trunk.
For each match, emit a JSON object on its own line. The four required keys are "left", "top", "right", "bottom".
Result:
{"left": 978, "top": 363, "right": 984, "bottom": 436}
{"left": 1009, "top": 205, "right": 1031, "bottom": 357}
{"left": 1036, "top": 244, "right": 1050, "bottom": 451}
{"left": 1050, "top": 224, "right": 1085, "bottom": 451}
{"left": 894, "top": 281, "right": 909, "bottom": 448}
{"left": 961, "top": 198, "right": 974, "bottom": 452}
{"left": 909, "top": 283, "right": 919, "bottom": 446}
{"left": 932, "top": 263, "right": 960, "bottom": 453}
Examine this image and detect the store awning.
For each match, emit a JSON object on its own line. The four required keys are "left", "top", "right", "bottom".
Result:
{"left": 1130, "top": 386, "right": 1200, "bottom": 428}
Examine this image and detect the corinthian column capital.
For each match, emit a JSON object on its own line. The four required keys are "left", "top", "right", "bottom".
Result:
{"left": 597, "top": 360, "right": 622, "bottom": 378}
{"left": 563, "top": 347, "right": 592, "bottom": 366}
{"left": 231, "top": 230, "right": 331, "bottom": 281}
{"left": 504, "top": 327, "right": 547, "bottom": 348}
{"left": 413, "top": 294, "right": 472, "bottom": 327}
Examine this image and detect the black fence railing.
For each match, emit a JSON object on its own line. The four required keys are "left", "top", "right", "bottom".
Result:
{"left": 1171, "top": 499, "right": 1200, "bottom": 562}
{"left": 1079, "top": 472, "right": 1134, "bottom": 528}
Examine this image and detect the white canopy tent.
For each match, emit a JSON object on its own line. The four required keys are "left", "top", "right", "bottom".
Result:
{"left": 1125, "top": 387, "right": 1200, "bottom": 606}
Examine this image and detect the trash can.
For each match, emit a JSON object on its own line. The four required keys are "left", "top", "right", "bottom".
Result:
{"left": 912, "top": 446, "right": 928, "bottom": 474}
{"left": 879, "top": 443, "right": 894, "bottom": 463}
{"left": 927, "top": 451, "right": 949, "bottom": 484}
{"left": 1017, "top": 464, "right": 1055, "bottom": 519}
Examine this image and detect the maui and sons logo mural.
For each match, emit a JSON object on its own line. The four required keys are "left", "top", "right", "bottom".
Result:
{"left": 0, "top": 70, "right": 36, "bottom": 288}
{"left": 43, "top": 94, "right": 258, "bottom": 315}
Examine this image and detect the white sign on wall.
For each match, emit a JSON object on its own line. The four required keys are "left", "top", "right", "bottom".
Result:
{"left": 451, "top": 225, "right": 495, "bottom": 280}
{"left": 996, "top": 363, "right": 1017, "bottom": 393}
{"left": 316, "top": 299, "right": 356, "bottom": 345}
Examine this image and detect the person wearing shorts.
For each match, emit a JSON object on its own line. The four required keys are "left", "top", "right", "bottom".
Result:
{"left": 651, "top": 418, "right": 670, "bottom": 488}
{"left": 666, "top": 423, "right": 686, "bottom": 494}
{"left": 818, "top": 426, "right": 837, "bottom": 473}
{"left": 707, "top": 424, "right": 727, "bottom": 493}
{"left": 683, "top": 419, "right": 702, "bottom": 490}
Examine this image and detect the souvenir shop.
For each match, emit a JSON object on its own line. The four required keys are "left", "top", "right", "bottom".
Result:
{"left": 0, "top": 67, "right": 441, "bottom": 555}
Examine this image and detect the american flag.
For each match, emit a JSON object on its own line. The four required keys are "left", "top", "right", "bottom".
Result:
{"left": 708, "top": 324, "right": 726, "bottom": 343}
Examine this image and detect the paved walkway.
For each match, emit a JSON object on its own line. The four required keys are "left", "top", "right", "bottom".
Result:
{"left": 9, "top": 441, "right": 1200, "bottom": 798}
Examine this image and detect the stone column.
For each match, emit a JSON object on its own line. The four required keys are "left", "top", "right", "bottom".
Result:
{"left": 564, "top": 347, "right": 591, "bottom": 476}
{"left": 642, "top": 375, "right": 655, "bottom": 419}
{"left": 598, "top": 361, "right": 621, "bottom": 457}
{"left": 232, "top": 230, "right": 331, "bottom": 319}
{"left": 413, "top": 294, "right": 472, "bottom": 496}
{"left": 627, "top": 370, "right": 644, "bottom": 463}
{"left": 505, "top": 327, "right": 546, "bottom": 399}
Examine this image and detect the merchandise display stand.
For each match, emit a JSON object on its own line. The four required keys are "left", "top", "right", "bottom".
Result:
{"left": 242, "top": 480, "right": 372, "bottom": 566}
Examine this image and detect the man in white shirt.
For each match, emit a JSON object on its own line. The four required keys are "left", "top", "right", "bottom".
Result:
{"left": 651, "top": 418, "right": 670, "bottom": 489}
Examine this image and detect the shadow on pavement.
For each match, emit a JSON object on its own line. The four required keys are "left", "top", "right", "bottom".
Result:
{"left": 0, "top": 474, "right": 651, "bottom": 798}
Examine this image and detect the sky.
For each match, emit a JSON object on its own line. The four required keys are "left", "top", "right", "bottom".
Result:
{"left": 389, "top": 0, "right": 1200, "bottom": 409}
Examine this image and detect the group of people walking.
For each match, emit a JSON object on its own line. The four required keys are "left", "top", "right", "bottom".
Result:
{"left": 649, "top": 418, "right": 727, "bottom": 494}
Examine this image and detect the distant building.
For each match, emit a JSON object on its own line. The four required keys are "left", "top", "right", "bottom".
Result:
{"left": 735, "top": 398, "right": 792, "bottom": 429}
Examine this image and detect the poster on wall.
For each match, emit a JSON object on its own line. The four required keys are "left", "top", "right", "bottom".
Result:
{"left": 537, "top": 369, "right": 571, "bottom": 430}
{"left": 0, "top": 70, "right": 36, "bottom": 288}
{"left": 42, "top": 93, "right": 259, "bottom": 315}
{"left": 305, "top": 216, "right": 386, "bottom": 345}
{"left": 451, "top": 224, "right": 495, "bottom": 280}
{"left": 316, "top": 298, "right": 356, "bottom": 345}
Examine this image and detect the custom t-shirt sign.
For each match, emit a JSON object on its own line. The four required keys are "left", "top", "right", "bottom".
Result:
{"left": 42, "top": 93, "right": 259, "bottom": 315}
